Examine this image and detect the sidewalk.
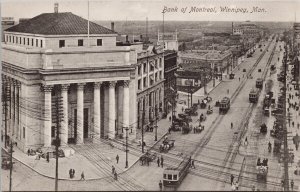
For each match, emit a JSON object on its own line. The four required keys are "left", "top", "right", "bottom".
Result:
{"left": 285, "top": 63, "right": 300, "bottom": 191}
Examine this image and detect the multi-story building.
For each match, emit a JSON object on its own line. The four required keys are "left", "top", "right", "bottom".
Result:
{"left": 163, "top": 50, "right": 178, "bottom": 114}
{"left": 293, "top": 23, "right": 300, "bottom": 89}
{"left": 134, "top": 44, "right": 165, "bottom": 131}
{"left": 1, "top": 11, "right": 138, "bottom": 152}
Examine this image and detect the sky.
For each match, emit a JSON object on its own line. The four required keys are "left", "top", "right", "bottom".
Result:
{"left": 1, "top": 0, "right": 300, "bottom": 22}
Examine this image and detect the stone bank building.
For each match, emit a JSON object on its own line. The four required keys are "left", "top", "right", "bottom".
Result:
{"left": 1, "top": 12, "right": 139, "bottom": 152}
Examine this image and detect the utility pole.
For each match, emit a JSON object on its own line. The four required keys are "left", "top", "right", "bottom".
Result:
{"left": 124, "top": 126, "right": 129, "bottom": 168}
{"left": 53, "top": 93, "right": 63, "bottom": 192}
{"left": 3, "top": 81, "right": 9, "bottom": 148}
{"left": 141, "top": 110, "right": 145, "bottom": 153}
{"left": 154, "top": 106, "right": 158, "bottom": 141}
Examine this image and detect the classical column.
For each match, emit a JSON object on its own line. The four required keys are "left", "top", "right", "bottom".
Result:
{"left": 108, "top": 81, "right": 116, "bottom": 139}
{"left": 122, "top": 80, "right": 130, "bottom": 137}
{"left": 77, "top": 83, "right": 85, "bottom": 144}
{"left": 94, "top": 82, "right": 102, "bottom": 135}
{"left": 61, "top": 84, "right": 69, "bottom": 146}
{"left": 42, "top": 85, "right": 53, "bottom": 147}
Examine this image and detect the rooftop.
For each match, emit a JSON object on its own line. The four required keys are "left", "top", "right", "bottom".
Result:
{"left": 180, "top": 50, "right": 231, "bottom": 61}
{"left": 5, "top": 12, "right": 116, "bottom": 35}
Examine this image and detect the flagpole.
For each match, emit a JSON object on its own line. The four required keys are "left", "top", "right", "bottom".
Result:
{"left": 88, "top": 0, "right": 90, "bottom": 47}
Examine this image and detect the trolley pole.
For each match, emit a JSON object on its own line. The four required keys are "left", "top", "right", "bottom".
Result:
{"left": 124, "top": 127, "right": 129, "bottom": 168}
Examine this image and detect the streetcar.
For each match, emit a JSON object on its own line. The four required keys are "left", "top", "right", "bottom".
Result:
{"left": 249, "top": 89, "right": 260, "bottom": 103}
{"left": 162, "top": 156, "right": 191, "bottom": 187}
{"left": 256, "top": 78, "right": 263, "bottom": 89}
{"left": 219, "top": 97, "right": 230, "bottom": 114}
{"left": 256, "top": 158, "right": 268, "bottom": 181}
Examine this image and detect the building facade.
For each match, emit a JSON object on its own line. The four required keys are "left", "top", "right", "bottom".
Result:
{"left": 163, "top": 50, "right": 178, "bottom": 114}
{"left": 135, "top": 44, "right": 165, "bottom": 134}
{"left": 2, "top": 12, "right": 138, "bottom": 152}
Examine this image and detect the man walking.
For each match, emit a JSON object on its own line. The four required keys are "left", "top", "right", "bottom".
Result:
{"left": 116, "top": 154, "right": 119, "bottom": 164}
{"left": 291, "top": 180, "right": 294, "bottom": 191}
{"left": 157, "top": 157, "right": 160, "bottom": 167}
{"left": 46, "top": 152, "right": 49, "bottom": 163}
{"left": 159, "top": 180, "right": 162, "bottom": 191}
{"left": 80, "top": 171, "right": 85, "bottom": 180}
{"left": 231, "top": 174, "right": 234, "bottom": 185}
{"left": 161, "top": 156, "right": 164, "bottom": 168}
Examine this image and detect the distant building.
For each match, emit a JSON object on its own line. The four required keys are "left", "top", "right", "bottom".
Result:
{"left": 157, "top": 31, "right": 178, "bottom": 51}
{"left": 233, "top": 22, "right": 263, "bottom": 38}
{"left": 1, "top": 17, "right": 15, "bottom": 42}
{"left": 2, "top": 11, "right": 138, "bottom": 152}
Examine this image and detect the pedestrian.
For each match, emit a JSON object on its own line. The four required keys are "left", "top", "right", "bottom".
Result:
{"left": 80, "top": 171, "right": 85, "bottom": 180}
{"left": 252, "top": 185, "right": 256, "bottom": 191}
{"left": 46, "top": 152, "right": 49, "bottom": 163}
{"left": 169, "top": 116, "right": 171, "bottom": 122}
{"left": 191, "top": 160, "right": 195, "bottom": 169}
{"left": 159, "top": 180, "right": 163, "bottom": 191}
{"left": 182, "top": 107, "right": 184, "bottom": 112}
{"left": 235, "top": 181, "right": 239, "bottom": 190}
{"left": 292, "top": 121, "right": 295, "bottom": 127}
{"left": 231, "top": 122, "right": 233, "bottom": 129}
{"left": 69, "top": 169, "right": 72, "bottom": 178}
{"left": 291, "top": 180, "right": 294, "bottom": 190}
{"left": 112, "top": 165, "right": 115, "bottom": 174}
{"left": 116, "top": 154, "right": 119, "bottom": 164}
{"left": 231, "top": 174, "right": 234, "bottom": 185}
{"left": 168, "top": 127, "right": 171, "bottom": 134}
{"left": 239, "top": 77, "right": 240, "bottom": 82}
{"left": 27, "top": 149, "right": 30, "bottom": 156}
{"left": 157, "top": 157, "right": 160, "bottom": 167}
{"left": 114, "top": 171, "right": 118, "bottom": 180}
{"left": 298, "top": 123, "right": 299, "bottom": 129}
{"left": 71, "top": 169, "right": 75, "bottom": 178}
{"left": 161, "top": 156, "right": 164, "bottom": 168}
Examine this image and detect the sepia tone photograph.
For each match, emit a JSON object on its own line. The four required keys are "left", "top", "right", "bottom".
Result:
{"left": 1, "top": 0, "right": 300, "bottom": 191}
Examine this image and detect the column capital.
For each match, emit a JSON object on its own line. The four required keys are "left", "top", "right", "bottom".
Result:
{"left": 61, "top": 84, "right": 70, "bottom": 92}
{"left": 94, "top": 82, "right": 103, "bottom": 89}
{"left": 108, "top": 81, "right": 117, "bottom": 88}
{"left": 42, "top": 84, "right": 53, "bottom": 92}
{"left": 123, "top": 80, "right": 130, "bottom": 88}
{"left": 77, "top": 83, "right": 85, "bottom": 90}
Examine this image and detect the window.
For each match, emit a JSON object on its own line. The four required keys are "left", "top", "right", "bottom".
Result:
{"left": 143, "top": 63, "right": 147, "bottom": 73}
{"left": 78, "top": 39, "right": 83, "bottom": 46}
{"left": 23, "top": 37, "right": 25, "bottom": 45}
{"left": 27, "top": 38, "right": 29, "bottom": 45}
{"left": 173, "top": 175, "right": 177, "bottom": 180}
{"left": 23, "top": 127, "right": 25, "bottom": 139}
{"left": 12, "top": 36, "right": 14, "bottom": 43}
{"left": 40, "top": 40, "right": 43, "bottom": 47}
{"left": 138, "top": 66, "right": 141, "bottom": 75}
{"left": 9, "top": 36, "right": 11, "bottom": 42}
{"left": 16, "top": 36, "right": 18, "bottom": 44}
{"left": 97, "top": 39, "right": 102, "bottom": 46}
{"left": 59, "top": 40, "right": 65, "bottom": 48}
{"left": 51, "top": 126, "right": 55, "bottom": 137}
{"left": 143, "top": 77, "right": 147, "bottom": 87}
{"left": 36, "top": 39, "right": 38, "bottom": 47}
{"left": 32, "top": 38, "right": 34, "bottom": 46}
{"left": 159, "top": 58, "right": 162, "bottom": 68}
{"left": 138, "top": 80, "right": 141, "bottom": 90}
{"left": 163, "top": 174, "right": 166, "bottom": 179}
{"left": 168, "top": 174, "right": 172, "bottom": 180}
{"left": 19, "top": 37, "right": 21, "bottom": 44}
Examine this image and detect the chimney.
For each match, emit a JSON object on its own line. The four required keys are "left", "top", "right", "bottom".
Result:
{"left": 54, "top": 3, "right": 59, "bottom": 13}
{"left": 111, "top": 22, "right": 115, "bottom": 32}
